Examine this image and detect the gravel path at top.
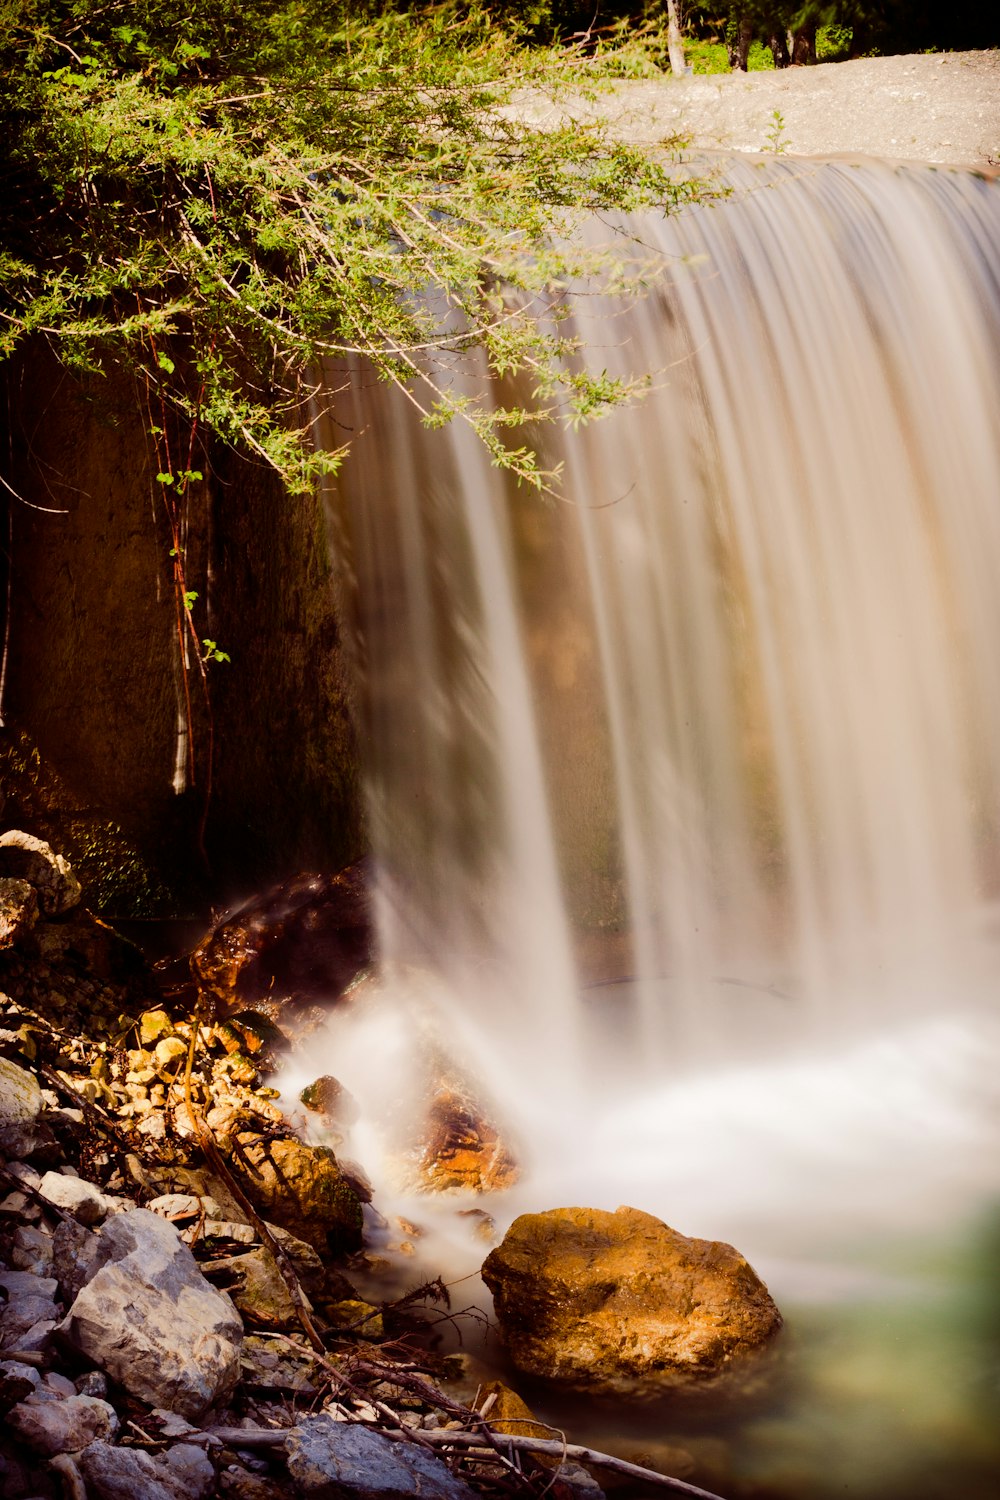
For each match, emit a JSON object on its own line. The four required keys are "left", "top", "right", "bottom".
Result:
{"left": 507, "top": 50, "right": 1000, "bottom": 170}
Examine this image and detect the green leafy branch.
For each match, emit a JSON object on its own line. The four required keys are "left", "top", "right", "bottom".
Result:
{"left": 0, "top": 1, "right": 716, "bottom": 495}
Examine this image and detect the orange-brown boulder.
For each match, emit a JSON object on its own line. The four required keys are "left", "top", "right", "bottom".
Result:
{"left": 407, "top": 1078, "right": 519, "bottom": 1194}
{"left": 191, "top": 863, "right": 372, "bottom": 1023}
{"left": 481, "top": 1206, "right": 781, "bottom": 1394}
{"left": 231, "top": 1133, "right": 363, "bottom": 1257}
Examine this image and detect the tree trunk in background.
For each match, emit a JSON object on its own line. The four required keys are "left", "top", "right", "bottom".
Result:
{"left": 727, "top": 15, "right": 754, "bottom": 71}
{"left": 768, "top": 26, "right": 790, "bottom": 67}
{"left": 789, "top": 22, "right": 817, "bottom": 65}
{"left": 665, "top": 0, "right": 688, "bottom": 76}
{"left": 0, "top": 345, "right": 364, "bottom": 916}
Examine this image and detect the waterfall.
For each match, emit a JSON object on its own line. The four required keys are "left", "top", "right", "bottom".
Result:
{"left": 309, "top": 157, "right": 1000, "bottom": 1248}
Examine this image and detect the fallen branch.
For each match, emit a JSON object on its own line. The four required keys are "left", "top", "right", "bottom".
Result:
{"left": 192, "top": 1423, "right": 731, "bottom": 1499}
{"left": 180, "top": 1009, "right": 327, "bottom": 1354}
{"left": 36, "top": 1061, "right": 137, "bottom": 1158}
{"left": 412, "top": 1431, "right": 731, "bottom": 1499}
{"left": 283, "top": 1337, "right": 524, "bottom": 1473}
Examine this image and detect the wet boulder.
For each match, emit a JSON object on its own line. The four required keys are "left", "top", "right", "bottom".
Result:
{"left": 300, "top": 1074, "right": 360, "bottom": 1129}
{"left": 407, "top": 1077, "right": 519, "bottom": 1194}
{"left": 481, "top": 1206, "right": 782, "bottom": 1394}
{"left": 191, "top": 862, "right": 372, "bottom": 1024}
{"left": 231, "top": 1133, "right": 363, "bottom": 1257}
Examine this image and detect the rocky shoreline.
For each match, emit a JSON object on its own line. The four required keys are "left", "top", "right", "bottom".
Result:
{"left": 1, "top": 837, "right": 779, "bottom": 1500}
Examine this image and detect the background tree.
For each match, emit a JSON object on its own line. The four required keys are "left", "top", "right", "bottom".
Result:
{"left": 0, "top": 0, "right": 706, "bottom": 499}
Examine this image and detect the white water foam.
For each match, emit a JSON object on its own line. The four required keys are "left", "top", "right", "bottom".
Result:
{"left": 298, "top": 159, "right": 1000, "bottom": 1305}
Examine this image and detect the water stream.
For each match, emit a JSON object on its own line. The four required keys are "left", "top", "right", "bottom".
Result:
{"left": 298, "top": 156, "right": 1000, "bottom": 1497}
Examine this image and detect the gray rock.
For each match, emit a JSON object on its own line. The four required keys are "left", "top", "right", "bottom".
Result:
{"left": 158, "top": 1444, "right": 217, "bottom": 1500}
{"left": 6, "top": 1391, "right": 118, "bottom": 1455}
{"left": 12, "top": 1224, "right": 55, "bottom": 1276}
{"left": 14, "top": 1317, "right": 59, "bottom": 1353}
{"left": 52, "top": 1216, "right": 103, "bottom": 1303}
{"left": 0, "top": 832, "right": 82, "bottom": 916}
{"left": 0, "top": 1055, "right": 44, "bottom": 1157}
{"left": 1, "top": 1358, "right": 42, "bottom": 1389}
{"left": 150, "top": 1409, "right": 198, "bottom": 1439}
{"left": 0, "top": 1266, "right": 60, "bottom": 1345}
{"left": 0, "top": 1293, "right": 60, "bottom": 1335}
{"left": 0, "top": 877, "right": 38, "bottom": 947}
{"left": 285, "top": 1416, "right": 477, "bottom": 1500}
{"left": 0, "top": 1269, "right": 58, "bottom": 1300}
{"left": 12, "top": 1320, "right": 58, "bottom": 1356}
{"left": 59, "top": 1208, "right": 243, "bottom": 1419}
{"left": 553, "top": 1461, "right": 606, "bottom": 1497}
{"left": 4, "top": 1161, "right": 42, "bottom": 1190}
{"left": 44, "top": 1372, "right": 77, "bottom": 1397}
{"left": 77, "top": 1442, "right": 183, "bottom": 1500}
{"left": 74, "top": 1370, "right": 109, "bottom": 1399}
{"left": 38, "top": 1170, "right": 111, "bottom": 1226}
{"left": 77, "top": 1439, "right": 215, "bottom": 1500}
{"left": 218, "top": 1470, "right": 286, "bottom": 1500}
{"left": 0, "top": 1359, "right": 40, "bottom": 1413}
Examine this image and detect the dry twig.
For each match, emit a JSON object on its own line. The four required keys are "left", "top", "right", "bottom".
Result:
{"left": 191, "top": 1423, "right": 730, "bottom": 1499}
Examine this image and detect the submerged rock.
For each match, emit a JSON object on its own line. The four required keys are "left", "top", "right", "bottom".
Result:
{"left": 408, "top": 1079, "right": 519, "bottom": 1195}
{"left": 481, "top": 1205, "right": 782, "bottom": 1394}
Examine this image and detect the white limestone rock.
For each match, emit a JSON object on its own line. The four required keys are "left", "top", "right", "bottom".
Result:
{"left": 39, "top": 1170, "right": 114, "bottom": 1225}
{"left": 0, "top": 1055, "right": 44, "bottom": 1157}
{"left": 0, "top": 831, "right": 82, "bottom": 915}
{"left": 58, "top": 1208, "right": 243, "bottom": 1419}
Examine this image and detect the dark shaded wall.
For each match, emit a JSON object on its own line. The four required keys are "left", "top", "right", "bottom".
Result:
{"left": 0, "top": 346, "right": 363, "bottom": 916}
